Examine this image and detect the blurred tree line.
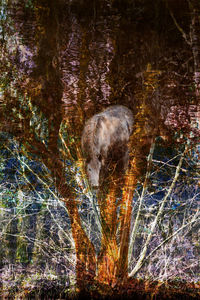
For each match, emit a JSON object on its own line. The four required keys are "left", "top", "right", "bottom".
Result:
{"left": 0, "top": 0, "right": 199, "bottom": 297}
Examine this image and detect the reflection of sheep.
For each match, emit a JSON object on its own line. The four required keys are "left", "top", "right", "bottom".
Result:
{"left": 81, "top": 105, "right": 134, "bottom": 187}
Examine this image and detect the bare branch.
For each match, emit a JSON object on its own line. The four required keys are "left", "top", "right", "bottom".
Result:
{"left": 128, "top": 141, "right": 155, "bottom": 264}
{"left": 129, "top": 145, "right": 188, "bottom": 277}
{"left": 165, "top": 0, "right": 191, "bottom": 46}
{"left": 143, "top": 210, "right": 199, "bottom": 264}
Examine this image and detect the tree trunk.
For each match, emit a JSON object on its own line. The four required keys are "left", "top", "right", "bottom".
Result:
{"left": 116, "top": 158, "right": 139, "bottom": 282}
{"left": 50, "top": 162, "right": 96, "bottom": 290}
{"left": 97, "top": 182, "right": 119, "bottom": 286}
{"left": 67, "top": 198, "right": 96, "bottom": 290}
